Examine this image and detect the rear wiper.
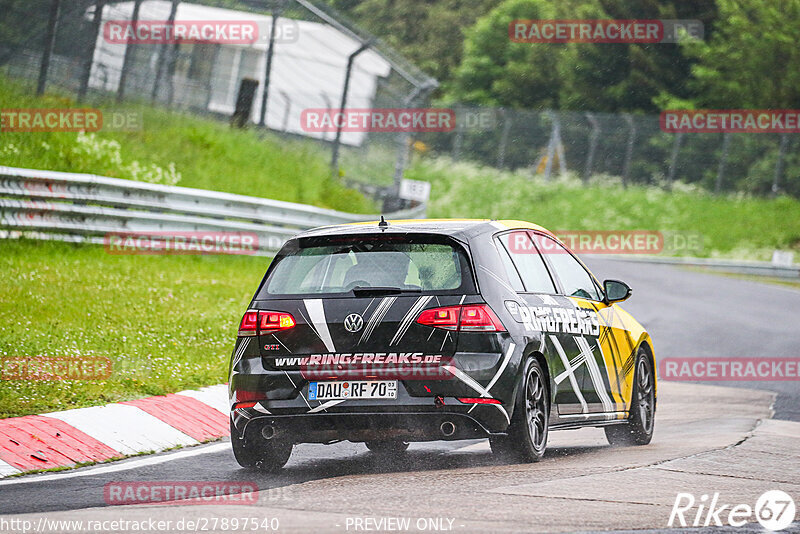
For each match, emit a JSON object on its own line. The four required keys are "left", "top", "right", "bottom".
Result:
{"left": 352, "top": 286, "right": 421, "bottom": 296}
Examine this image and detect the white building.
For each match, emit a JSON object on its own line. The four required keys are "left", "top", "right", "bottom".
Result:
{"left": 90, "top": 1, "right": 392, "bottom": 145}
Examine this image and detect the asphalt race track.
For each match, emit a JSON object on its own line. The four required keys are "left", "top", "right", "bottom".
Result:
{"left": 1, "top": 260, "right": 798, "bottom": 533}
{"left": 585, "top": 257, "right": 800, "bottom": 422}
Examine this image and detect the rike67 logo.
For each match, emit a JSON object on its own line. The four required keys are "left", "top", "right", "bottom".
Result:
{"left": 669, "top": 490, "right": 796, "bottom": 531}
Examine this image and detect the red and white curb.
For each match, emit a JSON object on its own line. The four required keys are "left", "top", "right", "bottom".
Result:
{"left": 0, "top": 385, "right": 228, "bottom": 478}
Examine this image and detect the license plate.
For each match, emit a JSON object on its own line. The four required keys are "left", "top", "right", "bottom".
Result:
{"left": 308, "top": 380, "right": 397, "bottom": 401}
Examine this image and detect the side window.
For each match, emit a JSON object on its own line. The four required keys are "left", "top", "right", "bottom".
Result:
{"left": 498, "top": 232, "right": 557, "bottom": 294}
{"left": 494, "top": 238, "right": 525, "bottom": 292}
{"left": 536, "top": 235, "right": 602, "bottom": 301}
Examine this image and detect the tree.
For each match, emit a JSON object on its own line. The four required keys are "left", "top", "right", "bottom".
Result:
{"left": 447, "top": 0, "right": 717, "bottom": 112}
{"left": 324, "top": 0, "right": 496, "bottom": 86}
{"left": 448, "top": 0, "right": 563, "bottom": 108}
{"left": 675, "top": 0, "right": 800, "bottom": 108}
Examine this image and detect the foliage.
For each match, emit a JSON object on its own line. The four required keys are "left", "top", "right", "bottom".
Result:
{"left": 0, "top": 240, "right": 267, "bottom": 418}
{"left": 0, "top": 76, "right": 375, "bottom": 212}
{"left": 408, "top": 157, "right": 800, "bottom": 259}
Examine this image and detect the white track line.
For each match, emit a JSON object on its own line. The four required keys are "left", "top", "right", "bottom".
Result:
{"left": 453, "top": 441, "right": 490, "bottom": 453}
{"left": 0, "top": 443, "right": 229, "bottom": 486}
{"left": 0, "top": 459, "right": 20, "bottom": 477}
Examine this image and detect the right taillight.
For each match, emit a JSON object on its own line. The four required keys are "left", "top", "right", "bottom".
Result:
{"left": 238, "top": 310, "right": 296, "bottom": 337}
{"left": 416, "top": 304, "right": 506, "bottom": 333}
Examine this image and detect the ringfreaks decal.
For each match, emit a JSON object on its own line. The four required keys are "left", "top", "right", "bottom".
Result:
{"left": 275, "top": 353, "right": 443, "bottom": 367}
{"left": 508, "top": 304, "right": 600, "bottom": 336}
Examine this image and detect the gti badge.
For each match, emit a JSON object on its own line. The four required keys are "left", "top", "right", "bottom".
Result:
{"left": 344, "top": 313, "right": 364, "bottom": 333}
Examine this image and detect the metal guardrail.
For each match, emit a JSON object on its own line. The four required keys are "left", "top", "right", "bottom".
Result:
{"left": 0, "top": 166, "right": 427, "bottom": 253}
{"left": 602, "top": 255, "right": 800, "bottom": 279}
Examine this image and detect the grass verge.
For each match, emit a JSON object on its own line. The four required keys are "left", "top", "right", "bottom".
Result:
{"left": 409, "top": 157, "right": 800, "bottom": 260}
{"left": 0, "top": 75, "right": 374, "bottom": 213}
{"left": 0, "top": 240, "right": 267, "bottom": 418}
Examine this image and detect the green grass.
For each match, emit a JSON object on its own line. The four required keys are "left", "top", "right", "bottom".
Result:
{"left": 0, "top": 75, "right": 380, "bottom": 419}
{"left": 409, "top": 157, "right": 800, "bottom": 260}
{"left": 0, "top": 76, "right": 374, "bottom": 213}
{"left": 0, "top": 240, "right": 268, "bottom": 418}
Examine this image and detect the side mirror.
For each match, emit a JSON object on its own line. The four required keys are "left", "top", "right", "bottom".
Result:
{"left": 604, "top": 279, "right": 632, "bottom": 304}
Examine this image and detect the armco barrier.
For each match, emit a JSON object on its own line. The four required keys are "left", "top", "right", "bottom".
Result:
{"left": 0, "top": 166, "right": 426, "bottom": 253}
{"left": 603, "top": 255, "right": 800, "bottom": 279}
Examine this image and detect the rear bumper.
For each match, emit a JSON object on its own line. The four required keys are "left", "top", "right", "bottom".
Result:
{"left": 236, "top": 409, "right": 502, "bottom": 444}
{"left": 229, "top": 344, "right": 522, "bottom": 441}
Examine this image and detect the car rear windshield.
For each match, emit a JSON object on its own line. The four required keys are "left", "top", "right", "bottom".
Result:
{"left": 259, "top": 236, "right": 474, "bottom": 297}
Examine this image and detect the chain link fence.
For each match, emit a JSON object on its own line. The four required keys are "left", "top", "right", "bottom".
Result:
{"left": 1, "top": 1, "right": 798, "bottom": 199}
{"left": 0, "top": 0, "right": 437, "bottom": 208}
{"left": 418, "top": 107, "right": 800, "bottom": 197}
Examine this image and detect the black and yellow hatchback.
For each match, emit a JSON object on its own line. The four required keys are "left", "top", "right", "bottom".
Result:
{"left": 229, "top": 219, "right": 656, "bottom": 470}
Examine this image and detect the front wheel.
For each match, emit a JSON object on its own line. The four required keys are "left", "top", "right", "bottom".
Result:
{"left": 605, "top": 348, "right": 655, "bottom": 446}
{"left": 490, "top": 358, "right": 549, "bottom": 462}
{"left": 231, "top": 421, "right": 293, "bottom": 471}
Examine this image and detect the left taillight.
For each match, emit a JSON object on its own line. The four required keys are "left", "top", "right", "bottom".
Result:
{"left": 416, "top": 304, "right": 506, "bottom": 333}
{"left": 233, "top": 390, "right": 267, "bottom": 410}
{"left": 238, "top": 310, "right": 296, "bottom": 337}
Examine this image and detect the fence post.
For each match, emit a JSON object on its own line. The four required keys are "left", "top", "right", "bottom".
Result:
{"left": 556, "top": 119, "right": 566, "bottom": 176}
{"left": 622, "top": 113, "right": 636, "bottom": 188}
{"left": 772, "top": 134, "right": 790, "bottom": 196}
{"left": 117, "top": 0, "right": 142, "bottom": 102}
{"left": 496, "top": 108, "right": 512, "bottom": 168}
{"left": 37, "top": 0, "right": 61, "bottom": 96}
{"left": 666, "top": 132, "right": 684, "bottom": 190}
{"left": 78, "top": 0, "right": 105, "bottom": 103}
{"left": 280, "top": 91, "right": 291, "bottom": 132}
{"left": 165, "top": 40, "right": 181, "bottom": 107}
{"left": 452, "top": 107, "right": 464, "bottom": 160}
{"left": 259, "top": 2, "right": 286, "bottom": 127}
{"left": 388, "top": 82, "right": 436, "bottom": 209}
{"left": 715, "top": 132, "right": 731, "bottom": 194}
{"left": 321, "top": 92, "right": 333, "bottom": 141}
{"left": 584, "top": 113, "right": 600, "bottom": 183}
{"left": 151, "top": 0, "right": 179, "bottom": 103}
{"left": 543, "top": 112, "right": 559, "bottom": 181}
{"left": 331, "top": 40, "right": 372, "bottom": 178}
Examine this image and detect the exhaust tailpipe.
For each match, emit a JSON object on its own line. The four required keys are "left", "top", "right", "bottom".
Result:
{"left": 261, "top": 425, "right": 276, "bottom": 440}
{"left": 440, "top": 421, "right": 456, "bottom": 437}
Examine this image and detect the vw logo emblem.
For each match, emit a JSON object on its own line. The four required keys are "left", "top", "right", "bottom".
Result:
{"left": 344, "top": 313, "right": 364, "bottom": 333}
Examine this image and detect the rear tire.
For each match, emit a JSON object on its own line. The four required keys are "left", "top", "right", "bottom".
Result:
{"left": 230, "top": 421, "right": 293, "bottom": 471}
{"left": 605, "top": 347, "right": 655, "bottom": 446}
{"left": 364, "top": 440, "right": 409, "bottom": 454}
{"left": 490, "top": 358, "right": 549, "bottom": 462}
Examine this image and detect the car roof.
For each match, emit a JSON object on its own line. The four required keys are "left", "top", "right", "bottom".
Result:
{"left": 293, "top": 218, "right": 555, "bottom": 241}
